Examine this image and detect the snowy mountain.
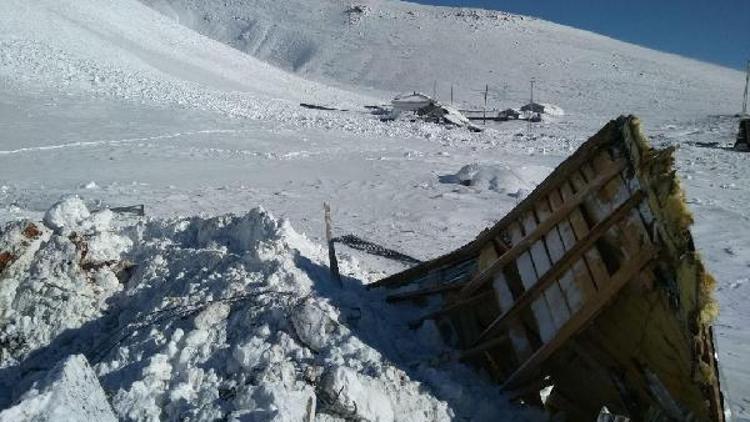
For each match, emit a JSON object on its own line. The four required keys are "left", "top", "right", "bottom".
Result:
{"left": 144, "top": 0, "right": 743, "bottom": 123}
{"left": 1, "top": 0, "right": 748, "bottom": 420}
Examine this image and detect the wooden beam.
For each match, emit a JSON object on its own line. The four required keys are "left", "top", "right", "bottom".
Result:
{"left": 370, "top": 255, "right": 476, "bottom": 290}
{"left": 460, "top": 333, "right": 510, "bottom": 358}
{"left": 386, "top": 279, "right": 468, "bottom": 303}
{"left": 409, "top": 290, "right": 494, "bottom": 328}
{"left": 458, "top": 158, "right": 628, "bottom": 299}
{"left": 471, "top": 190, "right": 645, "bottom": 345}
{"left": 501, "top": 246, "right": 656, "bottom": 391}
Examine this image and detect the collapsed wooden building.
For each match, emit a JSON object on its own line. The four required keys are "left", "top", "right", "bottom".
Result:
{"left": 372, "top": 116, "right": 727, "bottom": 421}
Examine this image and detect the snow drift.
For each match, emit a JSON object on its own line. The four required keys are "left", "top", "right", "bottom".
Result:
{"left": 0, "top": 198, "right": 542, "bottom": 421}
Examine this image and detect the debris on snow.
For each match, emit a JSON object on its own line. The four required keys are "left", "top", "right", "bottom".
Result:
{"left": 497, "top": 108, "right": 521, "bottom": 121}
{"left": 390, "top": 93, "right": 482, "bottom": 132}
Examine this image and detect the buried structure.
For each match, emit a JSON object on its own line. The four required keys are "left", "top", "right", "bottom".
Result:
{"left": 373, "top": 116, "right": 727, "bottom": 421}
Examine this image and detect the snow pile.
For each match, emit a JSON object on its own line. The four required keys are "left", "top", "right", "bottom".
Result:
{"left": 0, "top": 354, "right": 117, "bottom": 422}
{"left": 0, "top": 197, "right": 130, "bottom": 366}
{"left": 440, "top": 163, "right": 551, "bottom": 198}
{"left": 0, "top": 201, "right": 542, "bottom": 421}
{"left": 539, "top": 103, "right": 564, "bottom": 117}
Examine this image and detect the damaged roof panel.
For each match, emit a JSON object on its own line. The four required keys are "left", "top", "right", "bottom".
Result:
{"left": 374, "top": 116, "right": 727, "bottom": 421}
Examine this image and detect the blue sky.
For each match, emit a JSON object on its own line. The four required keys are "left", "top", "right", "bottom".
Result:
{"left": 411, "top": 0, "right": 749, "bottom": 70}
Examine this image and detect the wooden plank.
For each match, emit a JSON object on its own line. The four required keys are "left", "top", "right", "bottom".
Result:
{"left": 521, "top": 210, "right": 572, "bottom": 331}
{"left": 488, "top": 238, "right": 533, "bottom": 362}
{"left": 458, "top": 158, "right": 627, "bottom": 299}
{"left": 567, "top": 173, "right": 613, "bottom": 283}
{"left": 492, "top": 271, "right": 533, "bottom": 360}
{"left": 471, "top": 191, "right": 645, "bottom": 346}
{"left": 461, "top": 333, "right": 510, "bottom": 358}
{"left": 509, "top": 220, "right": 558, "bottom": 343}
{"left": 386, "top": 278, "right": 468, "bottom": 302}
{"left": 587, "top": 154, "right": 651, "bottom": 257}
{"left": 371, "top": 255, "right": 476, "bottom": 289}
{"left": 548, "top": 188, "right": 596, "bottom": 306}
{"left": 501, "top": 246, "right": 656, "bottom": 390}
{"left": 536, "top": 196, "right": 583, "bottom": 312}
{"left": 579, "top": 162, "right": 632, "bottom": 275}
{"left": 409, "top": 290, "right": 494, "bottom": 328}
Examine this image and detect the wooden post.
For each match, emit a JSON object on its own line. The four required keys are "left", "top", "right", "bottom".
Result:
{"left": 324, "top": 203, "right": 342, "bottom": 287}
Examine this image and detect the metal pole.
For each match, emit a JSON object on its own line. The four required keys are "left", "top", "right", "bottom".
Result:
{"left": 743, "top": 60, "right": 749, "bottom": 116}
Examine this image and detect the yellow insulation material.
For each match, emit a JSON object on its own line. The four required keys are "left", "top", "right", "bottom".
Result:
{"left": 623, "top": 117, "right": 722, "bottom": 417}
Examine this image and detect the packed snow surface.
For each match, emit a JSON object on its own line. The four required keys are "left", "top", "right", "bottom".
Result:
{"left": 0, "top": 0, "right": 748, "bottom": 420}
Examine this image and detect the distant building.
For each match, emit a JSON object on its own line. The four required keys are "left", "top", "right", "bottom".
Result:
{"left": 391, "top": 92, "right": 434, "bottom": 112}
{"left": 520, "top": 102, "right": 546, "bottom": 114}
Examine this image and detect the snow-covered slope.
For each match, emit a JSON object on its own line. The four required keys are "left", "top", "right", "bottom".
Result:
{"left": 143, "top": 0, "right": 744, "bottom": 123}
{"left": 0, "top": 0, "right": 372, "bottom": 106}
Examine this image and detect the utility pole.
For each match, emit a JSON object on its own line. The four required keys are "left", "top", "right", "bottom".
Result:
{"left": 450, "top": 84, "right": 454, "bottom": 105}
{"left": 433, "top": 80, "right": 437, "bottom": 100}
{"left": 528, "top": 78, "right": 536, "bottom": 134}
{"left": 743, "top": 60, "right": 749, "bottom": 116}
{"left": 483, "top": 84, "right": 489, "bottom": 125}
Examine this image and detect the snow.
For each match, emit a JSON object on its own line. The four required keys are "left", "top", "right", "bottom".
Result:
{"left": 440, "top": 163, "right": 550, "bottom": 197}
{"left": 43, "top": 196, "right": 91, "bottom": 234}
{"left": 0, "top": 0, "right": 748, "bottom": 419}
{"left": 0, "top": 354, "right": 117, "bottom": 422}
{"left": 1, "top": 206, "right": 541, "bottom": 421}
{"left": 539, "top": 103, "right": 564, "bottom": 117}
{"left": 0, "top": 200, "right": 129, "bottom": 368}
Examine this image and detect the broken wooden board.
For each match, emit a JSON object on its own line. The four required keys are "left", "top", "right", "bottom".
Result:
{"left": 373, "top": 116, "right": 726, "bottom": 421}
